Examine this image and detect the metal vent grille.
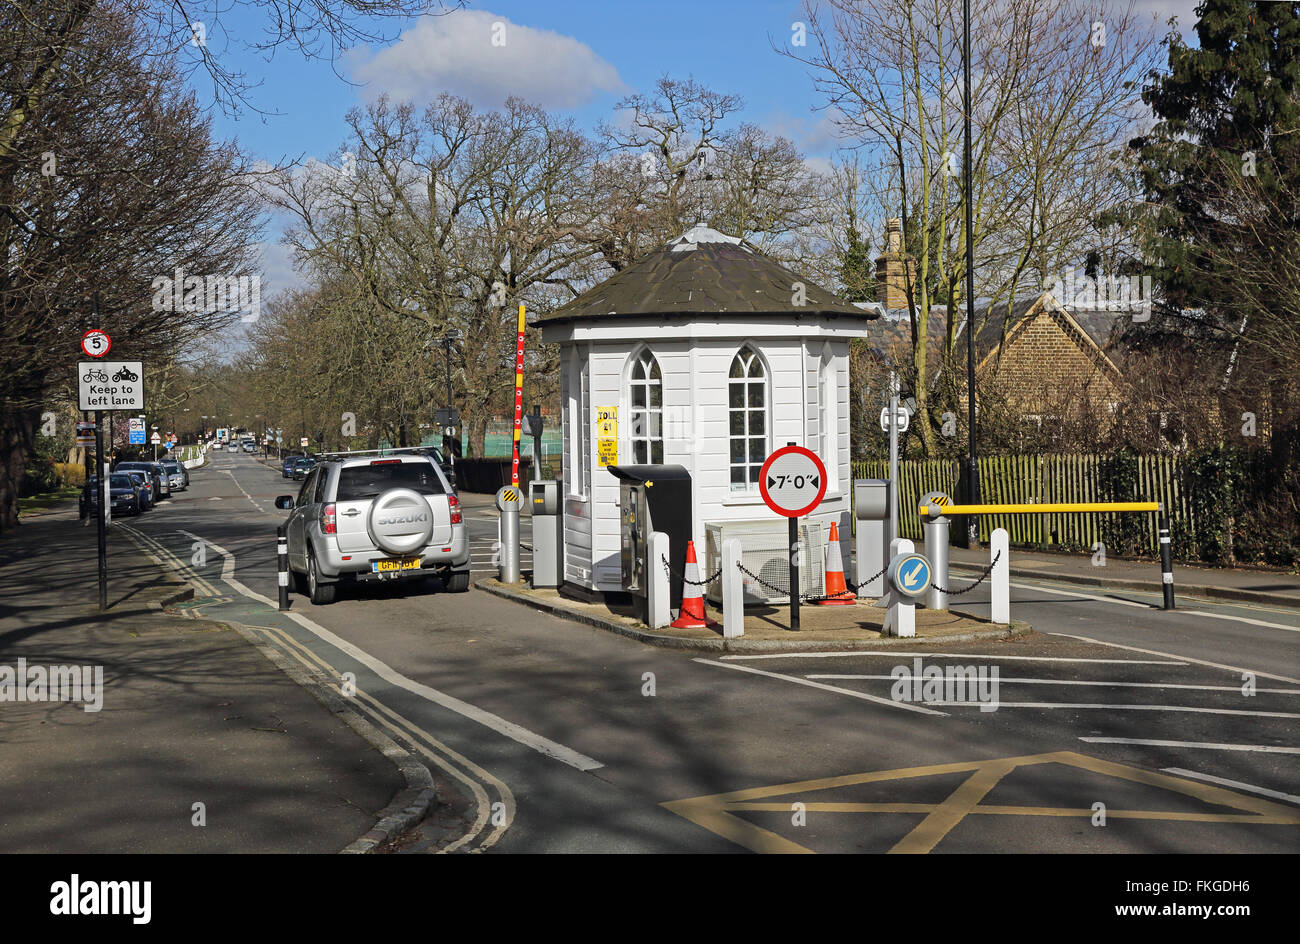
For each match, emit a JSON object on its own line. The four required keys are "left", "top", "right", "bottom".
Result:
{"left": 704, "top": 520, "right": 826, "bottom": 604}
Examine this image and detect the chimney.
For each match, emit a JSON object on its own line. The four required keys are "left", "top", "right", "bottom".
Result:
{"left": 874, "top": 218, "right": 914, "bottom": 309}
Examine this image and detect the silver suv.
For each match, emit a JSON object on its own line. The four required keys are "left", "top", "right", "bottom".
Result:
{"left": 274, "top": 450, "right": 469, "bottom": 605}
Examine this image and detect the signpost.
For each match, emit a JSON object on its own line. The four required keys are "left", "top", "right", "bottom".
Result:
{"left": 128, "top": 417, "right": 145, "bottom": 445}
{"left": 758, "top": 443, "right": 828, "bottom": 632}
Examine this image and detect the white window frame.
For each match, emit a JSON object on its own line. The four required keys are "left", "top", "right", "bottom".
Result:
{"left": 820, "top": 353, "right": 838, "bottom": 491}
{"left": 728, "top": 344, "right": 769, "bottom": 492}
{"left": 626, "top": 347, "right": 664, "bottom": 465}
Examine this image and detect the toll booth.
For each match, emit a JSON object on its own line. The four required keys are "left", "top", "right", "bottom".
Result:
{"left": 609, "top": 464, "right": 692, "bottom": 611}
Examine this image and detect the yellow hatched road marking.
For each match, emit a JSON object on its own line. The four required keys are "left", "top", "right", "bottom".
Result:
{"left": 661, "top": 750, "right": 1300, "bottom": 854}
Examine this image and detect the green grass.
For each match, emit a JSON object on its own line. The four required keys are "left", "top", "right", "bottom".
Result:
{"left": 17, "top": 484, "right": 81, "bottom": 515}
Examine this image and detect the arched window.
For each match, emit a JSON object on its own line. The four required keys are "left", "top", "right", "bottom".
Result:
{"left": 728, "top": 345, "right": 768, "bottom": 491}
{"left": 627, "top": 349, "right": 663, "bottom": 463}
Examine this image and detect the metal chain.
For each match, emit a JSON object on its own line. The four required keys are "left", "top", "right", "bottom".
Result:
{"left": 661, "top": 554, "right": 722, "bottom": 587}
{"left": 734, "top": 561, "right": 888, "bottom": 603}
{"left": 930, "top": 550, "right": 1002, "bottom": 595}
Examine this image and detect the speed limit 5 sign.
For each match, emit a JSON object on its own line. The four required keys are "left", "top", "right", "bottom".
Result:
{"left": 758, "top": 445, "right": 828, "bottom": 518}
{"left": 81, "top": 329, "right": 111, "bottom": 358}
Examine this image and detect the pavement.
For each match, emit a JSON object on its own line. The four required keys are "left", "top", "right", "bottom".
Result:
{"left": 948, "top": 544, "right": 1300, "bottom": 609}
{"left": 0, "top": 505, "right": 406, "bottom": 853}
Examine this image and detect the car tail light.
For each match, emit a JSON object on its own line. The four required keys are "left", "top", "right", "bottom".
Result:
{"left": 321, "top": 502, "right": 337, "bottom": 534}
{"left": 448, "top": 494, "right": 462, "bottom": 525}
{"left": 370, "top": 459, "right": 401, "bottom": 465}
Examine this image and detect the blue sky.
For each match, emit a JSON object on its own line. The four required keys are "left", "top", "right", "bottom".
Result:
{"left": 193, "top": 0, "right": 1201, "bottom": 299}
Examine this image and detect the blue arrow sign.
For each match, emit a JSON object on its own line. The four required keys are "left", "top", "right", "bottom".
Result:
{"left": 889, "top": 553, "right": 931, "bottom": 599}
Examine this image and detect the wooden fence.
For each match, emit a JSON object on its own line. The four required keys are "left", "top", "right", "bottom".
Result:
{"left": 850, "top": 454, "right": 1187, "bottom": 555}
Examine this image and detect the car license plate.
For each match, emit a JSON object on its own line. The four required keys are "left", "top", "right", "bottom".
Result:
{"left": 372, "top": 558, "right": 421, "bottom": 573}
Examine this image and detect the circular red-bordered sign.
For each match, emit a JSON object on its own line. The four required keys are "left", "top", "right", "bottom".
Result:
{"left": 758, "top": 445, "right": 828, "bottom": 518}
{"left": 81, "top": 329, "right": 111, "bottom": 358}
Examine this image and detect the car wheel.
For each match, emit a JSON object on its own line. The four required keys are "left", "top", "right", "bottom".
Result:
{"left": 444, "top": 569, "right": 471, "bottom": 593}
{"left": 307, "top": 550, "right": 336, "bottom": 605}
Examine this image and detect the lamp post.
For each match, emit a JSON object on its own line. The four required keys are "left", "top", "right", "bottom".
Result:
{"left": 961, "top": 0, "right": 982, "bottom": 546}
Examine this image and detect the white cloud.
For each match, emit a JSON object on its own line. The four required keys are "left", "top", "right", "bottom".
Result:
{"left": 347, "top": 10, "right": 626, "bottom": 110}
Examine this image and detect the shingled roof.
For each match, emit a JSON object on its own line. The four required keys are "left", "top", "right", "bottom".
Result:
{"left": 534, "top": 225, "right": 870, "bottom": 326}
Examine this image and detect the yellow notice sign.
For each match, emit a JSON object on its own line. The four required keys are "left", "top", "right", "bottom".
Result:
{"left": 598, "top": 439, "right": 619, "bottom": 467}
{"left": 596, "top": 406, "right": 617, "bottom": 439}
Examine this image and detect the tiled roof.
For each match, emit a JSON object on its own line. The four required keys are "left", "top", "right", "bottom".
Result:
{"left": 534, "top": 230, "right": 869, "bottom": 326}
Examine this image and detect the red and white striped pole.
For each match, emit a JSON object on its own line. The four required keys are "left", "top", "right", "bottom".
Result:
{"left": 511, "top": 303, "right": 526, "bottom": 487}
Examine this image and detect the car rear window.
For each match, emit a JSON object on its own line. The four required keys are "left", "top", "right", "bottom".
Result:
{"left": 110, "top": 474, "right": 133, "bottom": 488}
{"left": 336, "top": 461, "right": 445, "bottom": 501}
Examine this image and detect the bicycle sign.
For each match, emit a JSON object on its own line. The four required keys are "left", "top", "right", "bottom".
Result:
{"left": 78, "top": 361, "right": 144, "bottom": 411}
{"left": 81, "top": 329, "right": 111, "bottom": 358}
{"left": 758, "top": 445, "right": 828, "bottom": 518}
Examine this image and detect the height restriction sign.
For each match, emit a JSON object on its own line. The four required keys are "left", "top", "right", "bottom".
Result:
{"left": 758, "top": 445, "right": 828, "bottom": 518}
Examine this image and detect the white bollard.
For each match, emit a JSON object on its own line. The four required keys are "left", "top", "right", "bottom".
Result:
{"left": 721, "top": 537, "right": 744, "bottom": 638}
{"left": 647, "top": 531, "right": 671, "bottom": 629}
{"left": 990, "top": 527, "right": 1010, "bottom": 624}
{"left": 881, "top": 537, "right": 916, "bottom": 638}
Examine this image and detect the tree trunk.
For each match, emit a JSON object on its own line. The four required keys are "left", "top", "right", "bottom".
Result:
{"left": 0, "top": 406, "right": 38, "bottom": 532}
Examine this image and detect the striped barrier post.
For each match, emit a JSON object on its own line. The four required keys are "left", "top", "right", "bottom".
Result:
{"left": 277, "top": 525, "right": 290, "bottom": 611}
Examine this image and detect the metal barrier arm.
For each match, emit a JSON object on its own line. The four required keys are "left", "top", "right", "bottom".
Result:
{"left": 919, "top": 502, "right": 1161, "bottom": 515}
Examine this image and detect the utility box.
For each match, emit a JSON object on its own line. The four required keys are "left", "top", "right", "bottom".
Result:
{"left": 609, "top": 464, "right": 692, "bottom": 610}
{"left": 854, "top": 479, "right": 890, "bottom": 598}
{"left": 529, "top": 480, "right": 562, "bottom": 588}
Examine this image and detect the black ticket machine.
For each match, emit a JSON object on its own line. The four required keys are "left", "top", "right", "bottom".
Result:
{"left": 609, "top": 464, "right": 692, "bottom": 611}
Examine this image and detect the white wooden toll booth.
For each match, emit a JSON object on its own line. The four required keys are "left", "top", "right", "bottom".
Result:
{"left": 535, "top": 225, "right": 878, "bottom": 601}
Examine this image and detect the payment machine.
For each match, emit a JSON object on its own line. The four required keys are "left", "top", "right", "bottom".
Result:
{"left": 529, "top": 480, "right": 562, "bottom": 588}
{"left": 609, "top": 465, "right": 692, "bottom": 611}
{"left": 854, "top": 479, "right": 890, "bottom": 598}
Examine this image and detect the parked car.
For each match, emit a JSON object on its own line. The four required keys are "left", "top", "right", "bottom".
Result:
{"left": 274, "top": 452, "right": 469, "bottom": 604}
{"left": 212, "top": 441, "right": 224, "bottom": 451}
{"left": 291, "top": 456, "right": 316, "bottom": 480}
{"left": 80, "top": 474, "right": 142, "bottom": 517}
{"left": 160, "top": 459, "right": 187, "bottom": 490}
{"left": 115, "top": 461, "right": 170, "bottom": 499}
{"left": 123, "top": 470, "right": 153, "bottom": 509}
{"left": 282, "top": 454, "right": 304, "bottom": 478}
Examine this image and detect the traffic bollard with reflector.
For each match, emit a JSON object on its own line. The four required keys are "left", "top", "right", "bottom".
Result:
{"left": 721, "top": 537, "right": 744, "bottom": 638}
{"left": 277, "top": 525, "right": 289, "bottom": 611}
{"left": 817, "top": 521, "right": 856, "bottom": 605}
{"left": 671, "top": 540, "right": 717, "bottom": 629}
{"left": 1159, "top": 512, "right": 1175, "bottom": 610}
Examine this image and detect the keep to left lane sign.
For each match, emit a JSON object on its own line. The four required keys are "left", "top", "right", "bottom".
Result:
{"left": 758, "top": 445, "right": 828, "bottom": 518}
{"left": 78, "top": 361, "right": 143, "bottom": 411}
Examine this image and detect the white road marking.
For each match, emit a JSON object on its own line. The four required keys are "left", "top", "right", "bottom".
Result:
{"left": 1180, "top": 608, "right": 1300, "bottom": 633}
{"left": 119, "top": 524, "right": 220, "bottom": 597}
{"left": 1049, "top": 632, "right": 1300, "bottom": 685}
{"left": 176, "top": 529, "right": 604, "bottom": 773}
{"left": 941, "top": 702, "right": 1300, "bottom": 718}
{"left": 693, "top": 658, "right": 947, "bottom": 715}
{"left": 805, "top": 675, "right": 1300, "bottom": 694}
{"left": 721, "top": 651, "right": 1184, "bottom": 665}
{"left": 1161, "top": 768, "right": 1300, "bottom": 806}
{"left": 1004, "top": 580, "right": 1152, "bottom": 608}
{"left": 256, "top": 624, "right": 512, "bottom": 851}
{"left": 1080, "top": 737, "right": 1300, "bottom": 755}
{"left": 222, "top": 469, "right": 265, "bottom": 513}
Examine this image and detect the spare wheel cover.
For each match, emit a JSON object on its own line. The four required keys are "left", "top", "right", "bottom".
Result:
{"left": 367, "top": 488, "right": 434, "bottom": 555}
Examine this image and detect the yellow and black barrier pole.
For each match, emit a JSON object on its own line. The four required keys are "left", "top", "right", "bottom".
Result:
{"left": 919, "top": 501, "right": 1174, "bottom": 611}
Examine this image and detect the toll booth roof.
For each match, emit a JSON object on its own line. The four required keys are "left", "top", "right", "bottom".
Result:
{"left": 607, "top": 464, "right": 691, "bottom": 485}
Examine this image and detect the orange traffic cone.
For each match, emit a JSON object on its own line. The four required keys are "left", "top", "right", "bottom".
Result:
{"left": 817, "top": 521, "right": 856, "bottom": 605}
{"left": 671, "top": 540, "right": 718, "bottom": 628}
